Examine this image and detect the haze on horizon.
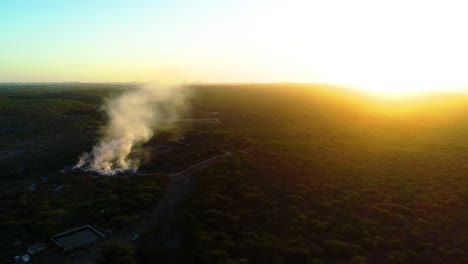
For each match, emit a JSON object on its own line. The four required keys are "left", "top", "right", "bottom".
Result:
{"left": 2, "top": 0, "right": 468, "bottom": 95}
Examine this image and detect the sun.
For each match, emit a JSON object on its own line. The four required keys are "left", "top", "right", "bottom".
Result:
{"left": 352, "top": 76, "right": 441, "bottom": 98}
{"left": 313, "top": 39, "right": 464, "bottom": 98}
{"left": 283, "top": 1, "right": 468, "bottom": 98}
{"left": 315, "top": 56, "right": 444, "bottom": 98}
{"left": 310, "top": 24, "right": 464, "bottom": 98}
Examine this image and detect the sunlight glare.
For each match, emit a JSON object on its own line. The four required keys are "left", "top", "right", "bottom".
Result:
{"left": 285, "top": 0, "right": 468, "bottom": 97}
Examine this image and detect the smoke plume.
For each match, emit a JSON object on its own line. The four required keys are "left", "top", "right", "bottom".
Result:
{"left": 74, "top": 83, "right": 189, "bottom": 175}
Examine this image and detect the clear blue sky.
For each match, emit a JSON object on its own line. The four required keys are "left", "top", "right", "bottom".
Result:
{"left": 1, "top": 0, "right": 467, "bottom": 94}
{"left": 1, "top": 0, "right": 255, "bottom": 82}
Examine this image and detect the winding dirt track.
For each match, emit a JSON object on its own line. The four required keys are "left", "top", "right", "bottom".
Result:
{"left": 34, "top": 153, "right": 231, "bottom": 264}
{"left": 133, "top": 151, "right": 231, "bottom": 241}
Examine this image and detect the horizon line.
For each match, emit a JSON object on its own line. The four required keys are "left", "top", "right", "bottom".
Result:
{"left": 1, "top": 81, "right": 467, "bottom": 97}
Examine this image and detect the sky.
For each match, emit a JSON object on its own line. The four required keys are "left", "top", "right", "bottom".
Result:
{"left": 1, "top": 0, "right": 468, "bottom": 94}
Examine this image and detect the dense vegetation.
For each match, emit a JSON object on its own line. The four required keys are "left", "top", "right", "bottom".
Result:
{"left": 0, "top": 84, "right": 174, "bottom": 258}
{"left": 173, "top": 85, "right": 468, "bottom": 263}
{"left": 1, "top": 83, "right": 467, "bottom": 263}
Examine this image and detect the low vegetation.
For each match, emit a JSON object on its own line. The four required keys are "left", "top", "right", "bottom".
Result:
{"left": 1, "top": 83, "right": 467, "bottom": 263}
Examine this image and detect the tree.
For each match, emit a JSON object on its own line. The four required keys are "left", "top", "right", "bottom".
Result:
{"left": 99, "top": 242, "right": 136, "bottom": 264}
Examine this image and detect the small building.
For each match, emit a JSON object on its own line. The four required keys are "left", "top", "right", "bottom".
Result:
{"left": 51, "top": 225, "right": 105, "bottom": 252}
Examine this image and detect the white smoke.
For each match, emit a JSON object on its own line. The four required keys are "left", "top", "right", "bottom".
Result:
{"left": 74, "top": 83, "right": 189, "bottom": 175}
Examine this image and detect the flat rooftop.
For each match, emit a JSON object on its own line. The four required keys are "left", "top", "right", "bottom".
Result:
{"left": 51, "top": 225, "right": 104, "bottom": 251}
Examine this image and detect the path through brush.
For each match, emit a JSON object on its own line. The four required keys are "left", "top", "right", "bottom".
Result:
{"left": 130, "top": 151, "right": 231, "bottom": 262}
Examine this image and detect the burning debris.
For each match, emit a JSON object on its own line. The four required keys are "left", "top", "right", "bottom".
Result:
{"left": 74, "top": 83, "right": 189, "bottom": 176}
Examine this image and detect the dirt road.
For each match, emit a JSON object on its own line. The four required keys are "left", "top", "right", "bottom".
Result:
{"left": 32, "top": 153, "right": 231, "bottom": 264}
{"left": 129, "top": 151, "right": 230, "bottom": 262}
{"left": 129, "top": 152, "right": 231, "bottom": 260}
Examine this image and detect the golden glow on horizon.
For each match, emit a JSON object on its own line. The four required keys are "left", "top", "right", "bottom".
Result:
{"left": 2, "top": 0, "right": 468, "bottom": 96}
{"left": 132, "top": 1, "right": 468, "bottom": 96}
{"left": 299, "top": 1, "right": 468, "bottom": 97}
